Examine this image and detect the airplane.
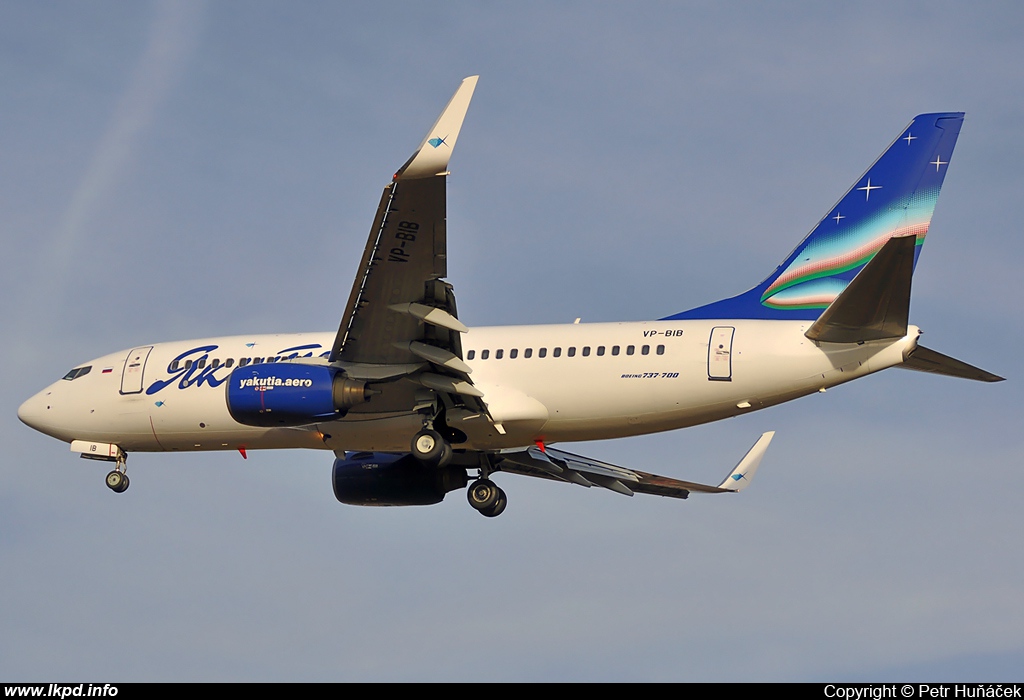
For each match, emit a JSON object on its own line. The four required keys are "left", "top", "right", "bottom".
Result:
{"left": 18, "top": 76, "right": 1003, "bottom": 517}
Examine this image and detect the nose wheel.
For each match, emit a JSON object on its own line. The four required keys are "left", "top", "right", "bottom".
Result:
{"left": 467, "top": 478, "right": 507, "bottom": 517}
{"left": 105, "top": 469, "right": 129, "bottom": 493}
{"left": 105, "top": 452, "right": 129, "bottom": 493}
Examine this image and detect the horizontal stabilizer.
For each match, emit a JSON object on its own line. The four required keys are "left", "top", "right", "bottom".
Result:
{"left": 805, "top": 235, "right": 915, "bottom": 343}
{"left": 901, "top": 345, "right": 1005, "bottom": 382}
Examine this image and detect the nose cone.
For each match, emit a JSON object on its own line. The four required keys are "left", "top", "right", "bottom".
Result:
{"left": 18, "top": 389, "right": 54, "bottom": 435}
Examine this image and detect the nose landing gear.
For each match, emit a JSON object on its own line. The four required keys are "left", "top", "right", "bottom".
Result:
{"left": 104, "top": 451, "right": 129, "bottom": 493}
{"left": 70, "top": 440, "right": 130, "bottom": 494}
{"left": 105, "top": 469, "right": 129, "bottom": 493}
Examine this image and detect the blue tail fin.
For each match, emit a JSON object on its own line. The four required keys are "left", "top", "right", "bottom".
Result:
{"left": 665, "top": 112, "right": 964, "bottom": 321}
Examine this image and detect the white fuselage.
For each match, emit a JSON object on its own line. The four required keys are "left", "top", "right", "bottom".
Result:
{"left": 18, "top": 320, "right": 919, "bottom": 455}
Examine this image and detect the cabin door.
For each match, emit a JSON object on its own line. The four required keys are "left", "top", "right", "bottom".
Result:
{"left": 120, "top": 346, "right": 154, "bottom": 395}
{"left": 707, "top": 327, "right": 735, "bottom": 381}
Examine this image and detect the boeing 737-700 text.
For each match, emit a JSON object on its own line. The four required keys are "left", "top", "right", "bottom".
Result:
{"left": 18, "top": 77, "right": 1002, "bottom": 517}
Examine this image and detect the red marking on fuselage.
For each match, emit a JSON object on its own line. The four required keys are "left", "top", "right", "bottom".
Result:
{"left": 149, "top": 415, "right": 167, "bottom": 451}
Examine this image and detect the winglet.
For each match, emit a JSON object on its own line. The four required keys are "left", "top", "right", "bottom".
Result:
{"left": 397, "top": 76, "right": 479, "bottom": 180}
{"left": 716, "top": 431, "right": 775, "bottom": 492}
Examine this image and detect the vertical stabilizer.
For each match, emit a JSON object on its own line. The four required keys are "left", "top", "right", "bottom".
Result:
{"left": 666, "top": 112, "right": 964, "bottom": 321}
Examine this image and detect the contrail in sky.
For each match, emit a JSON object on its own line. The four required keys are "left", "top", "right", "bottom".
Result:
{"left": 48, "top": 0, "right": 204, "bottom": 311}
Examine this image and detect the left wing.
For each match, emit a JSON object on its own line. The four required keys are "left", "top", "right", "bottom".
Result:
{"left": 330, "top": 77, "right": 478, "bottom": 387}
{"left": 495, "top": 432, "right": 776, "bottom": 499}
{"left": 325, "top": 76, "right": 488, "bottom": 434}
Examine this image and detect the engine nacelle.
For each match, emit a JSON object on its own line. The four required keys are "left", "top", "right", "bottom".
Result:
{"left": 332, "top": 452, "right": 468, "bottom": 506}
{"left": 226, "top": 363, "right": 368, "bottom": 427}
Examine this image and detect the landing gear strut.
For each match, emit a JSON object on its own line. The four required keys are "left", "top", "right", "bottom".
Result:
{"left": 105, "top": 452, "right": 129, "bottom": 493}
{"left": 467, "top": 478, "right": 507, "bottom": 518}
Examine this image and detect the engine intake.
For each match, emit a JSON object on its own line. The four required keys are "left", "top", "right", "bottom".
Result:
{"left": 333, "top": 452, "right": 468, "bottom": 506}
{"left": 226, "top": 363, "right": 368, "bottom": 427}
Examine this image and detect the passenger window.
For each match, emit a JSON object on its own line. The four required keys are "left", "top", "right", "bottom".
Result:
{"left": 225, "top": 359, "right": 235, "bottom": 368}
{"left": 553, "top": 347, "right": 562, "bottom": 358}
{"left": 642, "top": 345, "right": 650, "bottom": 355}
{"left": 169, "top": 360, "right": 180, "bottom": 372}
{"left": 239, "top": 358, "right": 250, "bottom": 367}
{"left": 212, "top": 359, "right": 221, "bottom": 369}
{"left": 496, "top": 349, "right": 504, "bottom": 360}
{"left": 467, "top": 350, "right": 476, "bottom": 360}
{"left": 524, "top": 348, "right": 532, "bottom": 358}
{"left": 611, "top": 346, "right": 620, "bottom": 356}
{"left": 539, "top": 348, "right": 547, "bottom": 358}
{"left": 597, "top": 346, "right": 605, "bottom": 356}
{"left": 582, "top": 346, "right": 591, "bottom": 357}
{"left": 197, "top": 359, "right": 207, "bottom": 369}
{"left": 481, "top": 350, "right": 490, "bottom": 360}
{"left": 510, "top": 349, "right": 518, "bottom": 359}
{"left": 253, "top": 357, "right": 263, "bottom": 364}
{"left": 627, "top": 345, "right": 635, "bottom": 355}
{"left": 657, "top": 345, "right": 665, "bottom": 355}
{"left": 185, "top": 360, "right": 193, "bottom": 369}
{"left": 568, "top": 347, "right": 576, "bottom": 357}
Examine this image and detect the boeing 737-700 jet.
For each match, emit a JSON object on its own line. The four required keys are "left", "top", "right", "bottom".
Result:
{"left": 18, "top": 77, "right": 1002, "bottom": 517}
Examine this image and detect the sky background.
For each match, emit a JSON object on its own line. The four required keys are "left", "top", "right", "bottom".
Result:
{"left": 2, "top": 1, "right": 1022, "bottom": 681}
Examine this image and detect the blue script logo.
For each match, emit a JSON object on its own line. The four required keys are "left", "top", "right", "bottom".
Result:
{"left": 145, "top": 343, "right": 328, "bottom": 395}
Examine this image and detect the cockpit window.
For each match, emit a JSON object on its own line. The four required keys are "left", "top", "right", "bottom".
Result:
{"left": 62, "top": 366, "right": 92, "bottom": 381}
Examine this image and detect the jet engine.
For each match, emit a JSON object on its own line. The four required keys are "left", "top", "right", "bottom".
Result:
{"left": 332, "top": 452, "right": 468, "bottom": 506}
{"left": 226, "top": 363, "right": 369, "bottom": 427}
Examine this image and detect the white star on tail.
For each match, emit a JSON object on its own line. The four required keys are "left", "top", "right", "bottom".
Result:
{"left": 857, "top": 178, "right": 881, "bottom": 201}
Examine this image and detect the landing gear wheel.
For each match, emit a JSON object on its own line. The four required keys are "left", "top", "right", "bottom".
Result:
{"left": 438, "top": 442, "right": 453, "bottom": 468}
{"left": 480, "top": 488, "right": 507, "bottom": 518}
{"left": 105, "top": 470, "right": 129, "bottom": 493}
{"left": 411, "top": 429, "right": 445, "bottom": 465}
{"left": 467, "top": 479, "right": 500, "bottom": 511}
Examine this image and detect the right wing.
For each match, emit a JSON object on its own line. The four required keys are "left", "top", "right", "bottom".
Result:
{"left": 495, "top": 432, "right": 776, "bottom": 499}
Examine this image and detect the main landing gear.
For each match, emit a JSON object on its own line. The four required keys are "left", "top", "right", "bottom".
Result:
{"left": 467, "top": 478, "right": 507, "bottom": 518}
{"left": 411, "top": 426, "right": 508, "bottom": 517}
{"left": 410, "top": 428, "right": 453, "bottom": 467}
